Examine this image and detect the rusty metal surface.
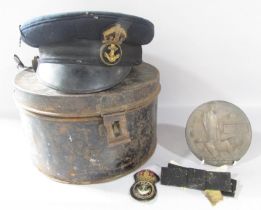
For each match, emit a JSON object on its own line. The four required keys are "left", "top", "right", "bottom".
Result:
{"left": 20, "top": 102, "right": 157, "bottom": 184}
{"left": 15, "top": 63, "right": 160, "bottom": 184}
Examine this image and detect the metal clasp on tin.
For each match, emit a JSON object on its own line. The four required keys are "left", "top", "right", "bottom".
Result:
{"left": 102, "top": 112, "right": 131, "bottom": 146}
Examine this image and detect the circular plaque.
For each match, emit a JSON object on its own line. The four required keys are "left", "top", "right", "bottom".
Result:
{"left": 185, "top": 101, "right": 252, "bottom": 166}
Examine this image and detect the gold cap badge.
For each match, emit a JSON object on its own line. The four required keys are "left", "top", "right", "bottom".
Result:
{"left": 100, "top": 24, "right": 127, "bottom": 66}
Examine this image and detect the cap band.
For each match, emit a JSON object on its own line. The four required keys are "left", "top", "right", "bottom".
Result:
{"left": 39, "top": 40, "right": 142, "bottom": 66}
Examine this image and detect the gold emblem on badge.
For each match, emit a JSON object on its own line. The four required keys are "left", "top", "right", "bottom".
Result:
{"left": 100, "top": 24, "right": 127, "bottom": 66}
{"left": 130, "top": 169, "right": 159, "bottom": 201}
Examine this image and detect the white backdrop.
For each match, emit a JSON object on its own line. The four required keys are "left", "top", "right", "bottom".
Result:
{"left": 1, "top": 1, "right": 261, "bottom": 209}
{"left": 1, "top": 0, "right": 261, "bottom": 120}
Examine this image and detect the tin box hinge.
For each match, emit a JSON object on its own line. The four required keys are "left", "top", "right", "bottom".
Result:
{"left": 102, "top": 112, "right": 131, "bottom": 147}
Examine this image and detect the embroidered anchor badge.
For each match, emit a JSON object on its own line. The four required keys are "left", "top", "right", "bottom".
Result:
{"left": 100, "top": 24, "right": 127, "bottom": 66}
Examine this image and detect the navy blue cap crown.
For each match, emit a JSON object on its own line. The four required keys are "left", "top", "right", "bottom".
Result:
{"left": 20, "top": 11, "right": 154, "bottom": 48}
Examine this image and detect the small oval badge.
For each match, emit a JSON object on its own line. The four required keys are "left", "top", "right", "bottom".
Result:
{"left": 130, "top": 169, "right": 159, "bottom": 201}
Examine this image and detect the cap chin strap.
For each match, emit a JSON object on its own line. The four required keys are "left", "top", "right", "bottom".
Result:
{"left": 14, "top": 54, "right": 38, "bottom": 72}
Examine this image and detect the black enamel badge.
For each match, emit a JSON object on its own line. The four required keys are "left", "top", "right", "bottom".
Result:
{"left": 130, "top": 169, "right": 159, "bottom": 201}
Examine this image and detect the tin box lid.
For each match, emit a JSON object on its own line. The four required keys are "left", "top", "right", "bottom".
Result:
{"left": 14, "top": 63, "right": 160, "bottom": 117}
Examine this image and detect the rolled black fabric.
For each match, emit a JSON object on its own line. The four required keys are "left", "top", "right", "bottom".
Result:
{"left": 205, "top": 171, "right": 231, "bottom": 192}
{"left": 187, "top": 168, "right": 206, "bottom": 190}
{"left": 161, "top": 167, "right": 188, "bottom": 187}
{"left": 20, "top": 11, "right": 154, "bottom": 47}
{"left": 221, "top": 179, "right": 237, "bottom": 197}
{"left": 161, "top": 163, "right": 236, "bottom": 196}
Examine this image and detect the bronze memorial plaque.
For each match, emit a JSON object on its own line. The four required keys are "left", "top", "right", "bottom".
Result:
{"left": 185, "top": 101, "right": 252, "bottom": 166}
